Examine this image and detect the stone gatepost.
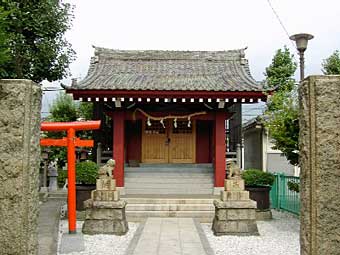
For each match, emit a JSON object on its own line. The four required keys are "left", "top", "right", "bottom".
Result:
{"left": 299, "top": 76, "right": 340, "bottom": 255}
{"left": 82, "top": 160, "right": 128, "bottom": 235}
{"left": 0, "top": 80, "right": 41, "bottom": 254}
{"left": 212, "top": 177, "right": 258, "bottom": 236}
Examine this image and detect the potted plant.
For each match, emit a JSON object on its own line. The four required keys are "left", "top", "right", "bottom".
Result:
{"left": 75, "top": 160, "right": 98, "bottom": 211}
{"left": 242, "top": 169, "right": 275, "bottom": 211}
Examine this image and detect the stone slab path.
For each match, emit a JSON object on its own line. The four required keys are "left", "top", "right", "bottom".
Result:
{"left": 127, "top": 217, "right": 213, "bottom": 255}
{"left": 38, "top": 199, "right": 65, "bottom": 255}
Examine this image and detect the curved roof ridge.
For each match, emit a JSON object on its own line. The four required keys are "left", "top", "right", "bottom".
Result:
{"left": 93, "top": 46, "right": 246, "bottom": 61}
{"left": 71, "top": 47, "right": 263, "bottom": 92}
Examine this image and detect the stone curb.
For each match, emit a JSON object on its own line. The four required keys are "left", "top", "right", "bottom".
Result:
{"left": 124, "top": 219, "right": 146, "bottom": 255}
{"left": 193, "top": 219, "right": 215, "bottom": 255}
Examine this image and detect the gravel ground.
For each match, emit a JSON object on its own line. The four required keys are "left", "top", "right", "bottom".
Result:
{"left": 202, "top": 210, "right": 300, "bottom": 255}
{"left": 57, "top": 220, "right": 139, "bottom": 255}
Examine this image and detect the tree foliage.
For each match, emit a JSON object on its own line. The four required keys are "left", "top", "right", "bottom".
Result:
{"left": 0, "top": 6, "right": 10, "bottom": 75}
{"left": 263, "top": 47, "right": 299, "bottom": 166}
{"left": 48, "top": 92, "right": 78, "bottom": 122}
{"left": 264, "top": 46, "right": 297, "bottom": 92}
{"left": 44, "top": 92, "right": 93, "bottom": 165}
{"left": 0, "top": 0, "right": 75, "bottom": 82}
{"left": 322, "top": 50, "right": 340, "bottom": 75}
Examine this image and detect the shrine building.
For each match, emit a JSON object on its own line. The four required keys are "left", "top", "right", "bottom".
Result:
{"left": 66, "top": 47, "right": 266, "bottom": 194}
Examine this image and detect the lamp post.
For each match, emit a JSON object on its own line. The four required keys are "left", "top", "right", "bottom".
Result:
{"left": 289, "top": 33, "right": 314, "bottom": 80}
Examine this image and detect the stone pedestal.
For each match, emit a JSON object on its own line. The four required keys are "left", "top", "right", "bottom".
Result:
{"left": 48, "top": 176, "right": 58, "bottom": 191}
{"left": 212, "top": 179, "right": 258, "bottom": 236}
{"left": 82, "top": 178, "right": 128, "bottom": 235}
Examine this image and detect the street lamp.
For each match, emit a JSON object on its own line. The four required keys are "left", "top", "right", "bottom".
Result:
{"left": 289, "top": 33, "right": 314, "bottom": 80}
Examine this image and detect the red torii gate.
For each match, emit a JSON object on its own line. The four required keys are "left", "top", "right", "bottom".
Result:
{"left": 40, "top": 121, "right": 101, "bottom": 234}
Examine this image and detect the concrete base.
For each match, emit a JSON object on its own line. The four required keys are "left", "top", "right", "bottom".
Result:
{"left": 82, "top": 219, "right": 128, "bottom": 235}
{"left": 116, "top": 187, "right": 126, "bottom": 195}
{"left": 39, "top": 191, "right": 49, "bottom": 202}
{"left": 213, "top": 187, "right": 224, "bottom": 195}
{"left": 40, "top": 187, "right": 48, "bottom": 192}
{"left": 212, "top": 199, "right": 259, "bottom": 236}
{"left": 59, "top": 233, "right": 85, "bottom": 254}
{"left": 256, "top": 209, "right": 272, "bottom": 220}
{"left": 212, "top": 219, "right": 259, "bottom": 236}
{"left": 82, "top": 200, "right": 128, "bottom": 235}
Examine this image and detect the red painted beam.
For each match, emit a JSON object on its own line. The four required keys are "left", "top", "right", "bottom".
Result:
{"left": 67, "top": 89, "right": 267, "bottom": 100}
{"left": 75, "top": 139, "right": 94, "bottom": 147}
{"left": 40, "top": 138, "right": 67, "bottom": 147}
{"left": 113, "top": 112, "right": 125, "bottom": 187}
{"left": 214, "top": 112, "right": 226, "bottom": 187}
{"left": 40, "top": 138, "right": 94, "bottom": 147}
{"left": 41, "top": 121, "right": 101, "bottom": 132}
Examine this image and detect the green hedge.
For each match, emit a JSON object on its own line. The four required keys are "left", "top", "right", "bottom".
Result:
{"left": 242, "top": 169, "right": 275, "bottom": 187}
{"left": 57, "top": 160, "right": 98, "bottom": 186}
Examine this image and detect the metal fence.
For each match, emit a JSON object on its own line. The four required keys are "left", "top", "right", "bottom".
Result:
{"left": 270, "top": 173, "right": 300, "bottom": 215}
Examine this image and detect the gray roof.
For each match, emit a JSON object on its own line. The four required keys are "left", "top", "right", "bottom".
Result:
{"left": 71, "top": 47, "right": 262, "bottom": 92}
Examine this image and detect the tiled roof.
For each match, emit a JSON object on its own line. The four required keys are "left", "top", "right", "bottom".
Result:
{"left": 71, "top": 47, "right": 262, "bottom": 92}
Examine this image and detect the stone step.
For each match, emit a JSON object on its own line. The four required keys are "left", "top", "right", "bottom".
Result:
{"left": 48, "top": 191, "right": 67, "bottom": 199}
{"left": 125, "top": 188, "right": 214, "bottom": 195}
{"left": 125, "top": 173, "right": 214, "bottom": 178}
{"left": 122, "top": 198, "right": 215, "bottom": 204}
{"left": 138, "top": 163, "right": 213, "bottom": 168}
{"left": 125, "top": 168, "right": 213, "bottom": 173}
{"left": 125, "top": 177, "right": 213, "bottom": 184}
{"left": 125, "top": 210, "right": 215, "bottom": 223}
{"left": 124, "top": 183, "right": 214, "bottom": 189}
{"left": 126, "top": 203, "right": 214, "bottom": 211}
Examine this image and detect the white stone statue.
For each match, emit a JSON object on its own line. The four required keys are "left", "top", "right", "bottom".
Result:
{"left": 98, "top": 159, "right": 115, "bottom": 179}
{"left": 226, "top": 159, "right": 241, "bottom": 179}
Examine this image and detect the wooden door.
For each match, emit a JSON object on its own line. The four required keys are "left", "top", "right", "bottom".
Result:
{"left": 142, "top": 120, "right": 169, "bottom": 163}
{"left": 169, "top": 120, "right": 196, "bottom": 163}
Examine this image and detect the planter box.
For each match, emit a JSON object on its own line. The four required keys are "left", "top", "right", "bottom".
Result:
{"left": 245, "top": 186, "right": 271, "bottom": 210}
{"left": 76, "top": 184, "right": 96, "bottom": 211}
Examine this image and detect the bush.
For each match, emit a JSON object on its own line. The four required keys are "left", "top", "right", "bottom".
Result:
{"left": 57, "top": 169, "right": 67, "bottom": 187}
{"left": 76, "top": 161, "right": 98, "bottom": 184}
{"left": 57, "top": 161, "right": 99, "bottom": 186}
{"left": 287, "top": 181, "right": 300, "bottom": 193}
{"left": 242, "top": 169, "right": 275, "bottom": 187}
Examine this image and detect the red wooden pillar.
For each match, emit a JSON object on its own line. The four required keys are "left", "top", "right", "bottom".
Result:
{"left": 66, "top": 128, "right": 77, "bottom": 233}
{"left": 113, "top": 111, "right": 125, "bottom": 187}
{"left": 214, "top": 112, "right": 226, "bottom": 187}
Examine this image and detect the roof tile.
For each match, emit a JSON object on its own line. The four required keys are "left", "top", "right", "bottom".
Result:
{"left": 71, "top": 47, "right": 262, "bottom": 92}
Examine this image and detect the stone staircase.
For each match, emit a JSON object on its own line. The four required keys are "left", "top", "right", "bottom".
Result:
{"left": 122, "top": 164, "right": 216, "bottom": 222}
{"left": 122, "top": 196, "right": 216, "bottom": 223}
{"left": 124, "top": 164, "right": 214, "bottom": 195}
{"left": 48, "top": 190, "right": 67, "bottom": 201}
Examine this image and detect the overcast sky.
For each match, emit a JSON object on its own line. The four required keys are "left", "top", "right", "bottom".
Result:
{"left": 42, "top": 0, "right": 340, "bottom": 119}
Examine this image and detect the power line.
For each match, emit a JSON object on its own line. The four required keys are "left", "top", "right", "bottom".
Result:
{"left": 266, "top": 0, "right": 298, "bottom": 61}
{"left": 266, "top": 0, "right": 291, "bottom": 40}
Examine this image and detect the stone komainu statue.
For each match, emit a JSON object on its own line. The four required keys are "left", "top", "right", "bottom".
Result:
{"left": 98, "top": 159, "right": 115, "bottom": 179}
{"left": 226, "top": 159, "right": 241, "bottom": 179}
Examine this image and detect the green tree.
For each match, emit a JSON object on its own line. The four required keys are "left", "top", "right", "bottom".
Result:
{"left": 0, "top": 0, "right": 75, "bottom": 82}
{"left": 264, "top": 46, "right": 297, "bottom": 92}
{"left": 44, "top": 92, "right": 93, "bottom": 165}
{"left": 0, "top": 7, "right": 11, "bottom": 75}
{"left": 322, "top": 50, "right": 340, "bottom": 75}
{"left": 263, "top": 47, "right": 299, "bottom": 165}
{"left": 48, "top": 92, "right": 78, "bottom": 122}
{"left": 78, "top": 101, "right": 94, "bottom": 121}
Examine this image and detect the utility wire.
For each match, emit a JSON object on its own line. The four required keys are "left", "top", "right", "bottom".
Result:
{"left": 266, "top": 0, "right": 298, "bottom": 61}
{"left": 266, "top": 0, "right": 291, "bottom": 41}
